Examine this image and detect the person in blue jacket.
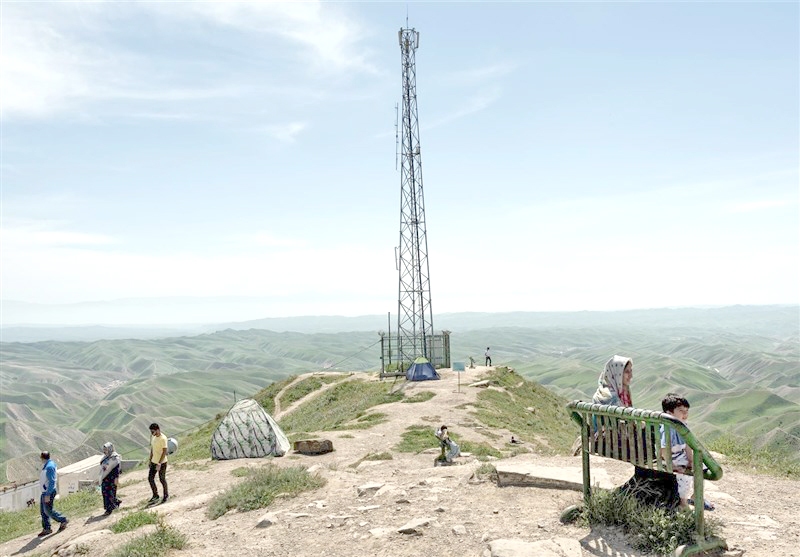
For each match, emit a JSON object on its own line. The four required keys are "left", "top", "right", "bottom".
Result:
{"left": 38, "top": 451, "right": 68, "bottom": 537}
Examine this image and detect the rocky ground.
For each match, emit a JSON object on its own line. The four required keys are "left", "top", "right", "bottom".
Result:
{"left": 3, "top": 368, "right": 798, "bottom": 557}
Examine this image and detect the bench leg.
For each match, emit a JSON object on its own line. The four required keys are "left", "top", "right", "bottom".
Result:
{"left": 675, "top": 537, "right": 727, "bottom": 557}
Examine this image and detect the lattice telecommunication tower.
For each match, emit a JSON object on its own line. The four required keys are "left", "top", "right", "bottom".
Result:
{"left": 395, "top": 27, "right": 433, "bottom": 366}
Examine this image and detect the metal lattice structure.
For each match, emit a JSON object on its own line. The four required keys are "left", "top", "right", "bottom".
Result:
{"left": 396, "top": 27, "right": 433, "bottom": 367}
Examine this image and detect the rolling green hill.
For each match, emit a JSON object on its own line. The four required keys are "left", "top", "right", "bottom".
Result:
{"left": 0, "top": 329, "right": 380, "bottom": 482}
{"left": 1, "top": 305, "right": 797, "bottom": 482}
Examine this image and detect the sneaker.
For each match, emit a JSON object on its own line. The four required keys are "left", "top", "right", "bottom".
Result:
{"left": 148, "top": 495, "right": 160, "bottom": 504}
{"left": 57, "top": 519, "right": 68, "bottom": 532}
{"left": 161, "top": 495, "right": 169, "bottom": 504}
{"left": 37, "top": 529, "right": 53, "bottom": 538}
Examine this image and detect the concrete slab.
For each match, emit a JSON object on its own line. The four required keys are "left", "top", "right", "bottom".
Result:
{"left": 494, "top": 463, "right": 615, "bottom": 490}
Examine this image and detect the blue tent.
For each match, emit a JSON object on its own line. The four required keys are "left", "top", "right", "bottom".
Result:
{"left": 406, "top": 357, "right": 440, "bottom": 381}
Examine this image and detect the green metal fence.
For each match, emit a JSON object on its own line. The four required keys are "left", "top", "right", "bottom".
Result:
{"left": 566, "top": 401, "right": 725, "bottom": 557}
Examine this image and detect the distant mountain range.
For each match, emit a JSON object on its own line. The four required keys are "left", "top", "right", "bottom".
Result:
{"left": 1, "top": 305, "right": 797, "bottom": 483}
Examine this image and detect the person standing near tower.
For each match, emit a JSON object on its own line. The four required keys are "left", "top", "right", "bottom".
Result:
{"left": 485, "top": 347, "right": 492, "bottom": 367}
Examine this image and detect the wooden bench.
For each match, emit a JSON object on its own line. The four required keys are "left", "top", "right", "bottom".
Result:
{"left": 564, "top": 401, "right": 725, "bottom": 557}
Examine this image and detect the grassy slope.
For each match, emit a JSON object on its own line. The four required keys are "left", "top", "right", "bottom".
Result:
{"left": 2, "top": 306, "right": 797, "bottom": 480}
{"left": 450, "top": 321, "right": 800, "bottom": 458}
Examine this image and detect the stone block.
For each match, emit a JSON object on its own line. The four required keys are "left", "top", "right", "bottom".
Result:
{"left": 293, "top": 439, "right": 334, "bottom": 455}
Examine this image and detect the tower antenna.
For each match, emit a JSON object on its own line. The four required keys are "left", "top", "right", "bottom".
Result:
{"left": 394, "top": 103, "right": 399, "bottom": 171}
{"left": 395, "top": 25, "right": 433, "bottom": 366}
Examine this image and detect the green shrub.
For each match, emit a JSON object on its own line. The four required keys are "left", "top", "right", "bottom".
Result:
{"left": 110, "top": 524, "right": 186, "bottom": 557}
{"left": 402, "top": 391, "right": 436, "bottom": 403}
{"left": 349, "top": 452, "right": 393, "bottom": 468}
{"left": 475, "top": 463, "right": 497, "bottom": 478}
{"left": 206, "top": 465, "right": 326, "bottom": 519}
{"left": 363, "top": 452, "right": 393, "bottom": 461}
{"left": 581, "top": 488, "right": 720, "bottom": 555}
{"left": 109, "top": 511, "right": 160, "bottom": 534}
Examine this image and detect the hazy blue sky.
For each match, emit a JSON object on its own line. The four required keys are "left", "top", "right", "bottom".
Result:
{"left": 1, "top": 1, "right": 798, "bottom": 324}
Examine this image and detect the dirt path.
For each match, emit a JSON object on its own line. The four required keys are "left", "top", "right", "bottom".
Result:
{"left": 3, "top": 368, "right": 798, "bottom": 557}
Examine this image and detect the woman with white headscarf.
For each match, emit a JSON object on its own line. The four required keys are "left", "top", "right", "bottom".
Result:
{"left": 593, "top": 355, "right": 633, "bottom": 407}
{"left": 99, "top": 442, "right": 122, "bottom": 515}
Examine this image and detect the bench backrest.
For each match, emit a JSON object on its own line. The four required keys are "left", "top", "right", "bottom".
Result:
{"left": 566, "top": 401, "right": 725, "bottom": 554}
{"left": 566, "top": 401, "right": 723, "bottom": 480}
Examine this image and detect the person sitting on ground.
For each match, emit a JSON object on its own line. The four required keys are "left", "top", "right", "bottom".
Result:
{"left": 435, "top": 425, "right": 460, "bottom": 463}
{"left": 99, "top": 442, "right": 122, "bottom": 515}
{"left": 660, "top": 393, "right": 714, "bottom": 511}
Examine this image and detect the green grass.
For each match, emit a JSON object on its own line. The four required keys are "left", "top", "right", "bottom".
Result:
{"left": 280, "top": 374, "right": 346, "bottom": 408}
{"left": 402, "top": 391, "right": 436, "bottom": 403}
{"left": 109, "top": 511, "right": 160, "bottom": 534}
{"left": 475, "top": 462, "right": 497, "bottom": 478}
{"left": 168, "top": 415, "right": 220, "bottom": 463}
{"left": 110, "top": 524, "right": 187, "bottom": 557}
{"left": 708, "top": 432, "right": 800, "bottom": 478}
{"left": 278, "top": 380, "right": 403, "bottom": 433}
{"left": 363, "top": 451, "right": 393, "bottom": 461}
{"left": 472, "top": 368, "right": 575, "bottom": 454}
{"left": 458, "top": 439, "right": 502, "bottom": 459}
{"left": 395, "top": 425, "right": 436, "bottom": 453}
{"left": 0, "top": 490, "right": 101, "bottom": 543}
{"left": 349, "top": 451, "right": 394, "bottom": 468}
{"left": 581, "top": 487, "right": 720, "bottom": 555}
{"left": 206, "top": 465, "right": 326, "bottom": 519}
{"left": 253, "top": 375, "right": 298, "bottom": 416}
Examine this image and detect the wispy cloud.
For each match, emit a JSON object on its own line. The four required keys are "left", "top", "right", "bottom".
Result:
{"left": 439, "top": 61, "right": 518, "bottom": 86}
{"left": 261, "top": 121, "right": 308, "bottom": 143}
{"left": 0, "top": 1, "right": 375, "bottom": 120}
{"left": 168, "top": 1, "right": 377, "bottom": 74}
{"left": 424, "top": 87, "right": 502, "bottom": 130}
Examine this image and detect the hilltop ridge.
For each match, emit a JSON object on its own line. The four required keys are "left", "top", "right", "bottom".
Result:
{"left": 1, "top": 368, "right": 798, "bottom": 557}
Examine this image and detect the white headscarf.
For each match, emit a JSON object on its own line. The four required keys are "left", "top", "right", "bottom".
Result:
{"left": 592, "top": 355, "right": 632, "bottom": 406}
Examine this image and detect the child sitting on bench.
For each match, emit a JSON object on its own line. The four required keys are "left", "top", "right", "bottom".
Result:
{"left": 660, "top": 393, "right": 714, "bottom": 511}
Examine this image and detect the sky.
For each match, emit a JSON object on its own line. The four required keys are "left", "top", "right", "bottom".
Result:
{"left": 1, "top": 1, "right": 798, "bottom": 325}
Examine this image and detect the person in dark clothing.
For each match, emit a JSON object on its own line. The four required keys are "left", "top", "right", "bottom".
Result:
{"left": 99, "top": 442, "right": 122, "bottom": 515}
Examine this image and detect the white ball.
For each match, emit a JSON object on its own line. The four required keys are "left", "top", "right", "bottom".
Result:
{"left": 167, "top": 437, "right": 178, "bottom": 455}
